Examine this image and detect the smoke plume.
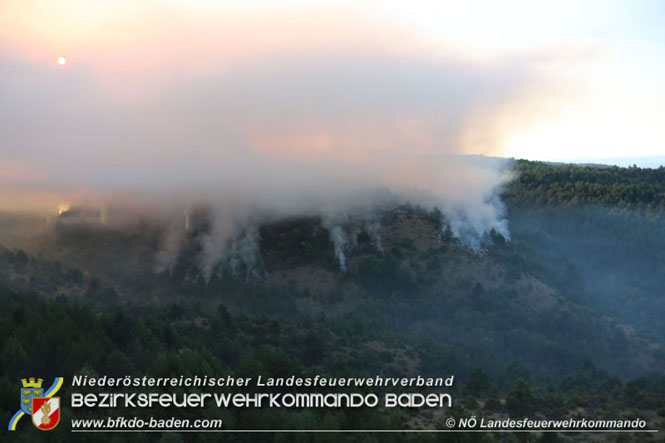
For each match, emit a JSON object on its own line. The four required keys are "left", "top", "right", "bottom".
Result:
{"left": 0, "top": 24, "right": 533, "bottom": 275}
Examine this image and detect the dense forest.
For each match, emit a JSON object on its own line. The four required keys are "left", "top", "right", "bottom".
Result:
{"left": 503, "top": 160, "right": 665, "bottom": 207}
{"left": 1, "top": 289, "right": 664, "bottom": 442}
{"left": 502, "top": 160, "right": 665, "bottom": 340}
{"left": 1, "top": 160, "right": 664, "bottom": 441}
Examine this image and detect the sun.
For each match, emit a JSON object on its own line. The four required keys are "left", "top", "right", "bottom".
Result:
{"left": 56, "top": 56, "right": 66, "bottom": 66}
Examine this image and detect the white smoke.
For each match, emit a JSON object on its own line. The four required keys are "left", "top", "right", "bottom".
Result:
{"left": 47, "top": 153, "right": 513, "bottom": 278}
{"left": 1, "top": 44, "right": 528, "bottom": 275}
{"left": 196, "top": 203, "right": 260, "bottom": 282}
{"left": 326, "top": 224, "right": 349, "bottom": 272}
{"left": 320, "top": 208, "right": 388, "bottom": 271}
{"left": 153, "top": 217, "right": 187, "bottom": 274}
{"left": 365, "top": 221, "right": 383, "bottom": 253}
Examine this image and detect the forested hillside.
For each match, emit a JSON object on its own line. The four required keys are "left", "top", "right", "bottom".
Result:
{"left": 1, "top": 160, "right": 664, "bottom": 440}
{"left": 503, "top": 160, "right": 665, "bottom": 207}
{"left": 502, "top": 160, "right": 665, "bottom": 340}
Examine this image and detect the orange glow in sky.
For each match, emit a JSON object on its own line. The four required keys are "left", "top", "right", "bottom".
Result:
{"left": 0, "top": 0, "right": 663, "bottom": 174}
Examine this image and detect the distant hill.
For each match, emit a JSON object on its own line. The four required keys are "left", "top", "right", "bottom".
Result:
{"left": 504, "top": 159, "right": 665, "bottom": 207}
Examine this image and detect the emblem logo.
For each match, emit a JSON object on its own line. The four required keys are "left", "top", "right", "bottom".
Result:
{"left": 32, "top": 397, "right": 60, "bottom": 430}
{"left": 20, "top": 377, "right": 44, "bottom": 415}
{"left": 8, "top": 376, "right": 63, "bottom": 431}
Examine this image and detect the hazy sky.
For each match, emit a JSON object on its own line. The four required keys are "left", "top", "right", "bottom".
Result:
{"left": 1, "top": 0, "right": 664, "bottom": 208}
